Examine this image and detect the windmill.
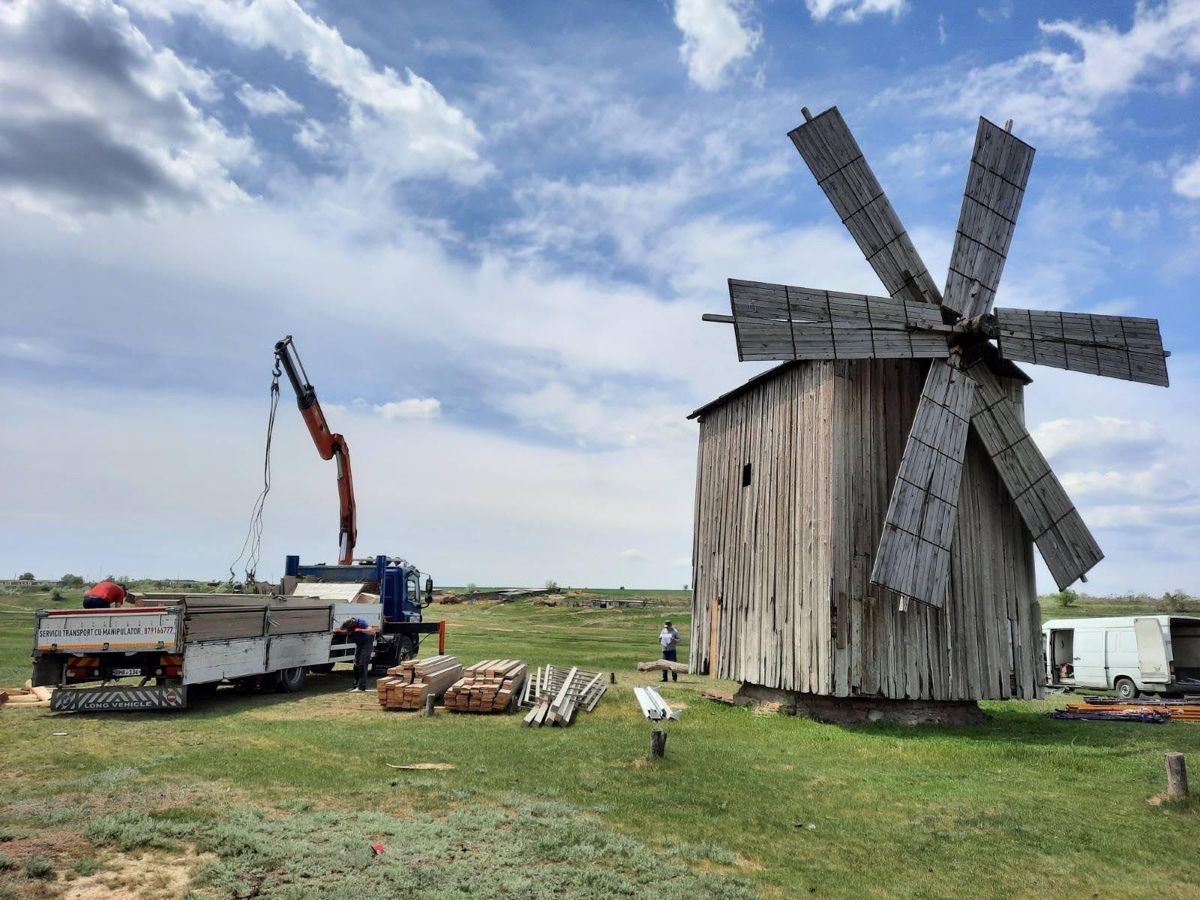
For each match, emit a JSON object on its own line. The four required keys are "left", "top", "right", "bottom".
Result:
{"left": 704, "top": 106, "right": 1170, "bottom": 611}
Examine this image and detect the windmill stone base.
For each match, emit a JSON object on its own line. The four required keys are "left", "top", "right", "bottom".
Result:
{"left": 731, "top": 682, "right": 988, "bottom": 726}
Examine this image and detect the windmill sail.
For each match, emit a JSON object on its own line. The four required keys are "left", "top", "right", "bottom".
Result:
{"left": 727, "top": 279, "right": 949, "bottom": 361}
{"left": 870, "top": 358, "right": 976, "bottom": 607}
{"left": 789, "top": 108, "right": 942, "bottom": 307}
{"left": 994, "top": 308, "right": 1169, "bottom": 386}
{"left": 941, "top": 118, "right": 1035, "bottom": 319}
{"left": 966, "top": 363, "right": 1103, "bottom": 588}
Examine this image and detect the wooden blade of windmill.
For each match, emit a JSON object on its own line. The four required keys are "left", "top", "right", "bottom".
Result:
{"left": 870, "top": 357, "right": 976, "bottom": 608}
{"left": 965, "top": 361, "right": 1104, "bottom": 589}
{"left": 715, "top": 278, "right": 953, "bottom": 361}
{"left": 993, "top": 307, "right": 1169, "bottom": 387}
{"left": 788, "top": 107, "right": 943, "bottom": 307}
{"left": 941, "top": 117, "right": 1036, "bottom": 320}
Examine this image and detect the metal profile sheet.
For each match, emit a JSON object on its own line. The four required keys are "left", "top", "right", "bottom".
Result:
{"left": 634, "top": 685, "right": 679, "bottom": 721}
{"left": 942, "top": 117, "right": 1035, "bottom": 319}
{"left": 788, "top": 107, "right": 942, "bottom": 306}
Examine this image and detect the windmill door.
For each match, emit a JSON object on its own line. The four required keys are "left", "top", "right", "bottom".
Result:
{"left": 1133, "top": 618, "right": 1170, "bottom": 684}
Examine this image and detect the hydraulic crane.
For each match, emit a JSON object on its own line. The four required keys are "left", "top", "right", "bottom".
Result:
{"left": 272, "top": 336, "right": 441, "bottom": 669}
{"left": 274, "top": 336, "right": 357, "bottom": 565}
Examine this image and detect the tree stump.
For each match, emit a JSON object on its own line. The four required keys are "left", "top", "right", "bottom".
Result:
{"left": 610, "top": 671, "right": 616, "bottom": 685}
{"left": 421, "top": 694, "right": 436, "bottom": 717}
{"left": 650, "top": 727, "right": 667, "bottom": 758}
{"left": 1166, "top": 752, "right": 1188, "bottom": 801}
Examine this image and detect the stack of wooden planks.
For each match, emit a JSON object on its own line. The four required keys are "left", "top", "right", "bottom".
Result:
{"left": 520, "top": 664, "right": 606, "bottom": 727}
{"left": 444, "top": 659, "right": 527, "bottom": 713}
{"left": 1, "top": 682, "right": 54, "bottom": 710}
{"left": 376, "top": 655, "right": 462, "bottom": 710}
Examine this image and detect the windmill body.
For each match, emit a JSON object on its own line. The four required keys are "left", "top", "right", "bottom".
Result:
{"left": 689, "top": 107, "right": 1170, "bottom": 711}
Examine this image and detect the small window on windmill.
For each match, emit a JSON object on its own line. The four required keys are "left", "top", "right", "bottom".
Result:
{"left": 742, "top": 463, "right": 752, "bottom": 488}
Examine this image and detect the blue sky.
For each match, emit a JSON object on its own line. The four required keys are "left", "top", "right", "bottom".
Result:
{"left": 1, "top": 0, "right": 1197, "bottom": 593}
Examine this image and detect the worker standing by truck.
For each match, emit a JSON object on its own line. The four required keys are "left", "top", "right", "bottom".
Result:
{"left": 82, "top": 580, "right": 127, "bottom": 609}
{"left": 339, "top": 617, "right": 376, "bottom": 692}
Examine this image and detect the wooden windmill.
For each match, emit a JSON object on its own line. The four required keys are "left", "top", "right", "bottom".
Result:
{"left": 689, "top": 106, "right": 1170, "bottom": 714}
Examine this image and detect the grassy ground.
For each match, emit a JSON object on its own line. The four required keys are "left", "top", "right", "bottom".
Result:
{"left": 0, "top": 585, "right": 1197, "bottom": 898}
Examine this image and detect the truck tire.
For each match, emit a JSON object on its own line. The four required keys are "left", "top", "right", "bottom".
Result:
{"left": 274, "top": 666, "right": 307, "bottom": 693}
{"left": 1114, "top": 677, "right": 1138, "bottom": 700}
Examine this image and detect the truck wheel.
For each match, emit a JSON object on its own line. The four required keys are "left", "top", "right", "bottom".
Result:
{"left": 1114, "top": 677, "right": 1138, "bottom": 701}
{"left": 397, "top": 636, "right": 416, "bottom": 662}
{"left": 274, "top": 666, "right": 307, "bottom": 693}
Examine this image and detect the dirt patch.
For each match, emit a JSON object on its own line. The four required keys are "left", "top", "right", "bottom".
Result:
{"left": 1, "top": 828, "right": 92, "bottom": 862}
{"left": 62, "top": 847, "right": 214, "bottom": 900}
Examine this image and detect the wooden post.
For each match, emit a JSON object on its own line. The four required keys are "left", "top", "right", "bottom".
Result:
{"left": 421, "top": 693, "right": 436, "bottom": 717}
{"left": 650, "top": 727, "right": 667, "bottom": 759}
{"left": 609, "top": 672, "right": 616, "bottom": 685}
{"left": 1166, "top": 752, "right": 1188, "bottom": 801}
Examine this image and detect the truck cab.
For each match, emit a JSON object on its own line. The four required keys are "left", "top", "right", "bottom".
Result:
{"left": 283, "top": 554, "right": 441, "bottom": 672}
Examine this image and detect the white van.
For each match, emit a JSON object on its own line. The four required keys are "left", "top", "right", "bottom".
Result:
{"left": 1043, "top": 615, "right": 1200, "bottom": 699}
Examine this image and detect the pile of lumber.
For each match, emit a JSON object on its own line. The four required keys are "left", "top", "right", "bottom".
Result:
{"left": 1, "top": 682, "right": 53, "bottom": 710}
{"left": 520, "top": 664, "right": 606, "bottom": 727}
{"left": 376, "top": 655, "right": 462, "bottom": 710}
{"left": 444, "top": 659, "right": 527, "bottom": 713}
{"left": 1068, "top": 699, "right": 1200, "bottom": 722}
{"left": 1050, "top": 706, "right": 1169, "bottom": 724}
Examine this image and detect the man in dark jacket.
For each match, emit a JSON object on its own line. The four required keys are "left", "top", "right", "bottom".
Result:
{"left": 339, "top": 617, "right": 376, "bottom": 692}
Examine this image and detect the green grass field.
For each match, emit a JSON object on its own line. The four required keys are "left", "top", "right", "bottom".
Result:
{"left": 0, "top": 584, "right": 1197, "bottom": 898}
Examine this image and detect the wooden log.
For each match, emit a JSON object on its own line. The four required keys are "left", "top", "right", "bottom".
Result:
{"left": 637, "top": 660, "right": 688, "bottom": 673}
{"left": 30, "top": 686, "right": 52, "bottom": 701}
{"left": 650, "top": 727, "right": 667, "bottom": 758}
{"left": 1166, "top": 752, "right": 1189, "bottom": 801}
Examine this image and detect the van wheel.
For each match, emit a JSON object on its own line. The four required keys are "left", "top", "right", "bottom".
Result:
{"left": 1114, "top": 677, "right": 1138, "bottom": 700}
{"left": 275, "top": 666, "right": 307, "bottom": 693}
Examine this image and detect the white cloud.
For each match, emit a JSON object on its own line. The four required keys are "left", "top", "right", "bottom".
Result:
{"left": 620, "top": 548, "right": 648, "bottom": 561}
{"left": 806, "top": 0, "right": 907, "bottom": 23}
{"left": 0, "top": 0, "right": 254, "bottom": 217}
{"left": 128, "top": 0, "right": 487, "bottom": 184}
{"left": 236, "top": 83, "right": 302, "bottom": 117}
{"left": 877, "top": 0, "right": 1200, "bottom": 152}
{"left": 0, "top": 382, "right": 694, "bottom": 587}
{"left": 673, "top": 0, "right": 760, "bottom": 90}
{"left": 0, "top": 336, "right": 67, "bottom": 365}
{"left": 1032, "top": 416, "right": 1159, "bottom": 460}
{"left": 373, "top": 398, "right": 441, "bottom": 421}
{"left": 1174, "top": 154, "right": 1200, "bottom": 199}
{"left": 937, "top": 13, "right": 947, "bottom": 45}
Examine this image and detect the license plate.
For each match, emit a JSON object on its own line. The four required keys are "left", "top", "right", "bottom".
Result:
{"left": 111, "top": 668, "right": 143, "bottom": 677}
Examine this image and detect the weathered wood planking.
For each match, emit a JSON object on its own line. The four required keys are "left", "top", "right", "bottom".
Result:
{"left": 727, "top": 279, "right": 951, "bottom": 362}
{"left": 994, "top": 307, "right": 1169, "bottom": 386}
{"left": 690, "top": 358, "right": 1041, "bottom": 701}
{"left": 968, "top": 363, "right": 1103, "bottom": 588}
{"left": 787, "top": 108, "right": 942, "bottom": 308}
{"left": 942, "top": 118, "right": 1035, "bottom": 319}
{"left": 869, "top": 359, "right": 975, "bottom": 608}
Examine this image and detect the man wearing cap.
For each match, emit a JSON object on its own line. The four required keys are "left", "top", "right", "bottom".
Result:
{"left": 658, "top": 620, "right": 681, "bottom": 683}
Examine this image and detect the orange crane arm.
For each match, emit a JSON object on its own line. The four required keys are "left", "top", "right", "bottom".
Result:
{"left": 274, "top": 337, "right": 357, "bottom": 565}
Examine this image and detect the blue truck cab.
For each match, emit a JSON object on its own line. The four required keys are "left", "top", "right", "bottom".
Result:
{"left": 285, "top": 554, "right": 440, "bottom": 671}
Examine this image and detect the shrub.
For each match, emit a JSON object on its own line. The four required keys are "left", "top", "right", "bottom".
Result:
{"left": 1163, "top": 590, "right": 1191, "bottom": 612}
{"left": 59, "top": 573, "right": 84, "bottom": 587}
{"left": 545, "top": 579, "right": 560, "bottom": 592}
{"left": 465, "top": 582, "right": 478, "bottom": 595}
{"left": 18, "top": 572, "right": 34, "bottom": 581}
{"left": 70, "top": 857, "right": 98, "bottom": 876}
{"left": 1055, "top": 589, "right": 1078, "bottom": 608}
{"left": 23, "top": 857, "right": 54, "bottom": 879}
